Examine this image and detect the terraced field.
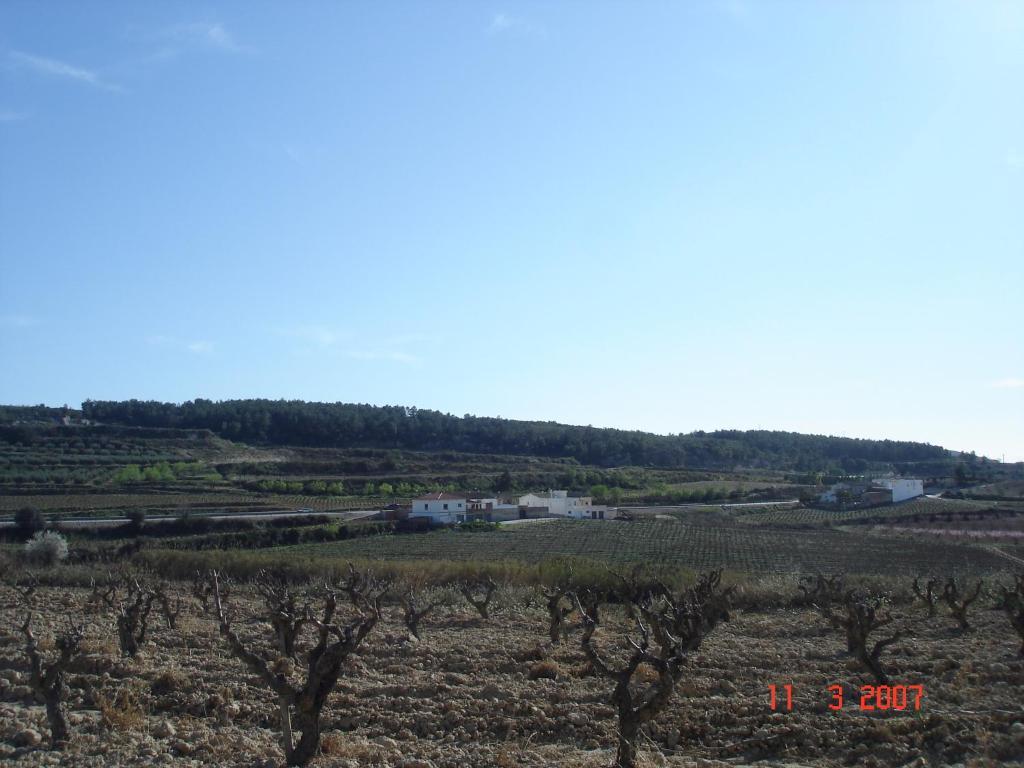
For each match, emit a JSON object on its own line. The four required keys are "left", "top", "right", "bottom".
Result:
{"left": 283, "top": 519, "right": 1011, "bottom": 576}
{"left": 735, "top": 497, "right": 1023, "bottom": 527}
{"left": 0, "top": 431, "right": 205, "bottom": 486}
{"left": 0, "top": 492, "right": 368, "bottom": 516}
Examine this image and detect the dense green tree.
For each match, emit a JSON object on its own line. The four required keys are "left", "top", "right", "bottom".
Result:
{"left": 126, "top": 509, "right": 146, "bottom": 534}
{"left": 143, "top": 462, "right": 174, "bottom": 482}
{"left": 954, "top": 463, "right": 969, "bottom": 486}
{"left": 113, "top": 464, "right": 143, "bottom": 484}
{"left": 494, "top": 469, "right": 514, "bottom": 492}
{"left": 15, "top": 506, "right": 44, "bottom": 537}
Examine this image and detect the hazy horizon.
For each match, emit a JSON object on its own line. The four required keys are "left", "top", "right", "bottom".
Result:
{"left": 2, "top": 2, "right": 1021, "bottom": 461}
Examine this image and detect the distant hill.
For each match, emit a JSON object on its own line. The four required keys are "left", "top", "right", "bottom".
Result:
{"left": 45, "top": 398, "right": 969, "bottom": 475}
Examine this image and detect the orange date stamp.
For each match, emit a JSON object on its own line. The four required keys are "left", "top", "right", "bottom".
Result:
{"left": 768, "top": 684, "right": 924, "bottom": 712}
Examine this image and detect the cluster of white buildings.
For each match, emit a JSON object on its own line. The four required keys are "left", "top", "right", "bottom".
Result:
{"left": 409, "top": 489, "right": 609, "bottom": 524}
{"left": 409, "top": 493, "right": 511, "bottom": 524}
{"left": 517, "top": 490, "right": 608, "bottom": 519}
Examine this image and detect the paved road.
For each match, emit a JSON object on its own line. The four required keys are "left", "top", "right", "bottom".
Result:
{"left": 0, "top": 509, "right": 382, "bottom": 529}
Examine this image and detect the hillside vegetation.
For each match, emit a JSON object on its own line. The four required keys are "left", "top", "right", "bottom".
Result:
{"left": 68, "top": 399, "right": 986, "bottom": 474}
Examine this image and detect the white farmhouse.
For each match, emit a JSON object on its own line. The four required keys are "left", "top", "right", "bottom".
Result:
{"left": 872, "top": 478, "right": 924, "bottom": 503}
{"left": 818, "top": 477, "right": 924, "bottom": 505}
{"left": 518, "top": 490, "right": 607, "bottom": 519}
{"left": 410, "top": 493, "right": 468, "bottom": 524}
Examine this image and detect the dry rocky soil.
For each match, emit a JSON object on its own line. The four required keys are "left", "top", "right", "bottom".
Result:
{"left": 1, "top": 583, "right": 1023, "bottom": 767}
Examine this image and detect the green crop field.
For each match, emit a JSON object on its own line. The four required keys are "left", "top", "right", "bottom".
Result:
{"left": 281, "top": 518, "right": 1010, "bottom": 576}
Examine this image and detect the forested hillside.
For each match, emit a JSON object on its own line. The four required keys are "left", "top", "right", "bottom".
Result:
{"left": 70, "top": 399, "right": 960, "bottom": 473}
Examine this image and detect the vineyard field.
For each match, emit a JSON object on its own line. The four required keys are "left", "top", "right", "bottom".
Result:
{"left": 734, "top": 497, "right": 1024, "bottom": 526}
{"left": 283, "top": 518, "right": 1011, "bottom": 576}
{"left": 2, "top": 578, "right": 1022, "bottom": 767}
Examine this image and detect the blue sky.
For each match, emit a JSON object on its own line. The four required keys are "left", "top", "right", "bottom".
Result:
{"left": 1, "top": 2, "right": 1021, "bottom": 460}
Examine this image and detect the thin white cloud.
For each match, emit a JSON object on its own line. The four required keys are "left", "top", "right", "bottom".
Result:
{"left": 382, "top": 332, "right": 432, "bottom": 346}
{"left": 489, "top": 13, "right": 515, "bottom": 33}
{"left": 276, "top": 325, "right": 425, "bottom": 364}
{"left": 283, "top": 144, "right": 304, "bottom": 166}
{"left": 719, "top": 0, "right": 752, "bottom": 23}
{"left": 0, "top": 314, "right": 39, "bottom": 328}
{"left": 146, "top": 335, "right": 215, "bottom": 355}
{"left": 348, "top": 350, "right": 420, "bottom": 365}
{"left": 166, "top": 22, "right": 248, "bottom": 53}
{"left": 278, "top": 325, "right": 347, "bottom": 349}
{"left": 9, "top": 51, "right": 123, "bottom": 92}
{"left": 0, "top": 109, "right": 29, "bottom": 123}
{"left": 993, "top": 378, "right": 1024, "bottom": 389}
{"left": 487, "top": 12, "right": 544, "bottom": 37}
{"left": 186, "top": 340, "right": 215, "bottom": 355}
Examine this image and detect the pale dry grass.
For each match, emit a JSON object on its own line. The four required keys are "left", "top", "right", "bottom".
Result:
{"left": 97, "top": 684, "right": 147, "bottom": 731}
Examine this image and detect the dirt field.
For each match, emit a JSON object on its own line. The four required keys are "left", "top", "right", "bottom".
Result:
{"left": 2, "top": 582, "right": 1023, "bottom": 767}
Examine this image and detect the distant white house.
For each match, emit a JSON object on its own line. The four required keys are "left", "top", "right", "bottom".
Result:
{"left": 872, "top": 477, "right": 924, "bottom": 503}
{"left": 818, "top": 477, "right": 923, "bottom": 505}
{"left": 410, "top": 493, "right": 467, "bottom": 524}
{"left": 518, "top": 489, "right": 608, "bottom": 519}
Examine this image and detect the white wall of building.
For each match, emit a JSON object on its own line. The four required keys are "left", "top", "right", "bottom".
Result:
{"left": 874, "top": 478, "right": 923, "bottom": 503}
{"left": 518, "top": 490, "right": 600, "bottom": 519}
{"left": 565, "top": 495, "right": 594, "bottom": 519}
{"left": 411, "top": 496, "right": 467, "bottom": 523}
{"left": 518, "top": 493, "right": 550, "bottom": 509}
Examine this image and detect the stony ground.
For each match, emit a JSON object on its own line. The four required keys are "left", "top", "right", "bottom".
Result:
{"left": 1, "top": 583, "right": 1023, "bottom": 767}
